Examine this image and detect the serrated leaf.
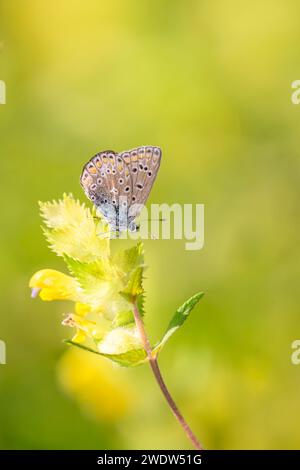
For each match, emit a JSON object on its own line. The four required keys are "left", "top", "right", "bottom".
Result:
{"left": 65, "top": 340, "right": 147, "bottom": 367}
{"left": 40, "top": 194, "right": 109, "bottom": 262}
{"left": 63, "top": 255, "right": 131, "bottom": 317}
{"left": 113, "top": 242, "right": 144, "bottom": 278}
{"left": 39, "top": 193, "right": 88, "bottom": 229}
{"left": 153, "top": 292, "right": 204, "bottom": 356}
{"left": 64, "top": 255, "right": 114, "bottom": 285}
{"left": 120, "top": 266, "right": 144, "bottom": 302}
{"left": 136, "top": 293, "right": 145, "bottom": 317}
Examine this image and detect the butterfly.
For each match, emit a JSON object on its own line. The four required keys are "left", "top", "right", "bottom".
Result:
{"left": 80, "top": 145, "right": 162, "bottom": 233}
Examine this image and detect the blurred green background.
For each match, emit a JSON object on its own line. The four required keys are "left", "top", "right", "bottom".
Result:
{"left": 0, "top": 0, "right": 300, "bottom": 449}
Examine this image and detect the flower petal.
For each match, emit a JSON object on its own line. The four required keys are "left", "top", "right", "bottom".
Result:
{"left": 29, "top": 269, "right": 80, "bottom": 301}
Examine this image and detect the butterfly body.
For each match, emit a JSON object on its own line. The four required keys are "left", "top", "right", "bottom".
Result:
{"left": 80, "top": 146, "right": 162, "bottom": 232}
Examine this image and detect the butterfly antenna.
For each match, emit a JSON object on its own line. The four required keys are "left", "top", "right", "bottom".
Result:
{"left": 139, "top": 218, "right": 166, "bottom": 222}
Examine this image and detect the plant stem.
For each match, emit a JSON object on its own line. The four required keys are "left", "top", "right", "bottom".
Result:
{"left": 132, "top": 301, "right": 204, "bottom": 450}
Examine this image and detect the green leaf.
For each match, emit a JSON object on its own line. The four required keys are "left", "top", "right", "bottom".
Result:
{"left": 65, "top": 340, "right": 147, "bottom": 367}
{"left": 64, "top": 255, "right": 113, "bottom": 285}
{"left": 137, "top": 292, "right": 145, "bottom": 317}
{"left": 112, "top": 310, "right": 135, "bottom": 328}
{"left": 112, "top": 297, "right": 145, "bottom": 326}
{"left": 97, "top": 325, "right": 146, "bottom": 365}
{"left": 63, "top": 255, "right": 131, "bottom": 318}
{"left": 121, "top": 266, "right": 144, "bottom": 299}
{"left": 113, "top": 242, "right": 146, "bottom": 303}
{"left": 153, "top": 292, "right": 204, "bottom": 356}
{"left": 113, "top": 242, "right": 144, "bottom": 277}
{"left": 63, "top": 255, "right": 114, "bottom": 302}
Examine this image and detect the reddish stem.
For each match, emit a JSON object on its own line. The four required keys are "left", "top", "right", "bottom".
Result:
{"left": 132, "top": 301, "right": 204, "bottom": 450}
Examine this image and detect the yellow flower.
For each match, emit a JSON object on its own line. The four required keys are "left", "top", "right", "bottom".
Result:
{"left": 62, "top": 313, "right": 97, "bottom": 343}
{"left": 57, "top": 347, "right": 136, "bottom": 422}
{"left": 75, "top": 302, "right": 91, "bottom": 316}
{"left": 29, "top": 269, "right": 80, "bottom": 301}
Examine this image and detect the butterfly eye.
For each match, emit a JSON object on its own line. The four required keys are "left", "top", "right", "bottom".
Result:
{"left": 104, "top": 198, "right": 108, "bottom": 203}
{"left": 90, "top": 195, "right": 96, "bottom": 201}
{"left": 119, "top": 178, "right": 124, "bottom": 184}
{"left": 136, "top": 184, "right": 143, "bottom": 190}
{"left": 117, "top": 157, "right": 122, "bottom": 162}
{"left": 112, "top": 169, "right": 116, "bottom": 174}
{"left": 90, "top": 183, "right": 97, "bottom": 190}
{"left": 106, "top": 168, "right": 110, "bottom": 174}
{"left": 125, "top": 186, "right": 130, "bottom": 192}
{"left": 132, "top": 195, "right": 136, "bottom": 202}
{"left": 148, "top": 171, "right": 152, "bottom": 177}
{"left": 144, "top": 166, "right": 148, "bottom": 171}
{"left": 97, "top": 178, "right": 102, "bottom": 184}
{"left": 101, "top": 171, "right": 105, "bottom": 177}
{"left": 132, "top": 167, "right": 137, "bottom": 173}
{"left": 154, "top": 148, "right": 160, "bottom": 155}
{"left": 139, "top": 164, "right": 143, "bottom": 170}
{"left": 122, "top": 201, "right": 127, "bottom": 207}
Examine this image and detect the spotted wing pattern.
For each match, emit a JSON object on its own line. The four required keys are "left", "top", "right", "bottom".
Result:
{"left": 80, "top": 150, "right": 132, "bottom": 223}
{"left": 119, "top": 146, "right": 162, "bottom": 217}
{"left": 80, "top": 146, "right": 162, "bottom": 228}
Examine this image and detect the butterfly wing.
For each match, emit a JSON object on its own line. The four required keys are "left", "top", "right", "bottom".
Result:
{"left": 80, "top": 150, "right": 133, "bottom": 226}
{"left": 118, "top": 145, "right": 162, "bottom": 219}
